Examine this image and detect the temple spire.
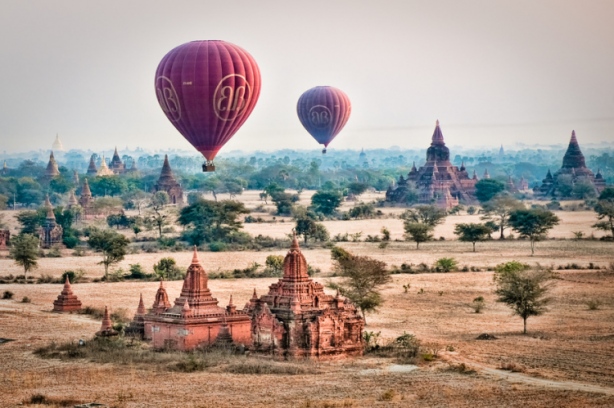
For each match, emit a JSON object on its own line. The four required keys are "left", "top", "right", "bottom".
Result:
{"left": 431, "top": 119, "right": 445, "bottom": 145}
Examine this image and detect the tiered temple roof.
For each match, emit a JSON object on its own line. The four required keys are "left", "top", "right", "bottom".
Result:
{"left": 38, "top": 196, "right": 63, "bottom": 248}
{"left": 154, "top": 155, "right": 183, "bottom": 205}
{"left": 110, "top": 147, "right": 125, "bottom": 174}
{"left": 45, "top": 151, "right": 60, "bottom": 178}
{"left": 86, "top": 154, "right": 98, "bottom": 175}
{"left": 53, "top": 276, "right": 82, "bottom": 312}
{"left": 386, "top": 121, "right": 475, "bottom": 208}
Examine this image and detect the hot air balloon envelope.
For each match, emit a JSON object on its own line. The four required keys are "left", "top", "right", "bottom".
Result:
{"left": 155, "top": 40, "right": 261, "bottom": 171}
{"left": 297, "top": 86, "right": 351, "bottom": 153}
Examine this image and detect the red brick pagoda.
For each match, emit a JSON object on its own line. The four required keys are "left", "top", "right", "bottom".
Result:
{"left": 142, "top": 248, "right": 251, "bottom": 350}
{"left": 248, "top": 234, "right": 364, "bottom": 359}
{"left": 96, "top": 306, "right": 118, "bottom": 337}
{"left": 52, "top": 276, "right": 82, "bottom": 312}
{"left": 153, "top": 155, "right": 183, "bottom": 205}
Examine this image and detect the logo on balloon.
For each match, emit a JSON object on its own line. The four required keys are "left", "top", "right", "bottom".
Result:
{"left": 213, "top": 74, "right": 252, "bottom": 121}
{"left": 308, "top": 105, "right": 332, "bottom": 129}
{"left": 155, "top": 76, "right": 181, "bottom": 122}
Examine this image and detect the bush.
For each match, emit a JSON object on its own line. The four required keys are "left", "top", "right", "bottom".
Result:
{"left": 61, "top": 269, "right": 86, "bottom": 284}
{"left": 46, "top": 245, "right": 62, "bottom": 258}
{"left": 208, "top": 241, "right": 228, "bottom": 252}
{"left": 585, "top": 299, "right": 602, "bottom": 311}
{"left": 2, "top": 290, "right": 14, "bottom": 299}
{"left": 433, "top": 257, "right": 458, "bottom": 272}
{"left": 126, "top": 263, "right": 152, "bottom": 280}
{"left": 22, "top": 296, "right": 31, "bottom": 303}
{"left": 472, "top": 296, "right": 485, "bottom": 313}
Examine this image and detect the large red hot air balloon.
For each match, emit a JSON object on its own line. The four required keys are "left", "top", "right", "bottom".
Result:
{"left": 297, "top": 86, "right": 351, "bottom": 153}
{"left": 155, "top": 40, "right": 261, "bottom": 171}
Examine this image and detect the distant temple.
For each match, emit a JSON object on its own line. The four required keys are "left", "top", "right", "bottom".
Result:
{"left": 86, "top": 154, "right": 98, "bottom": 175}
{"left": 110, "top": 147, "right": 125, "bottom": 174}
{"left": 1, "top": 160, "right": 8, "bottom": 176}
{"left": 96, "top": 306, "right": 119, "bottom": 337}
{"left": 141, "top": 248, "right": 252, "bottom": 350}
{"left": 38, "top": 196, "right": 63, "bottom": 249}
{"left": 45, "top": 151, "right": 60, "bottom": 179}
{"left": 72, "top": 170, "right": 79, "bottom": 185}
{"left": 386, "top": 121, "right": 477, "bottom": 209}
{"left": 97, "top": 154, "right": 114, "bottom": 176}
{"left": 0, "top": 229, "right": 9, "bottom": 250}
{"left": 247, "top": 235, "right": 364, "bottom": 358}
{"left": 52, "top": 134, "right": 64, "bottom": 151}
{"left": 79, "top": 178, "right": 94, "bottom": 217}
{"left": 154, "top": 155, "right": 183, "bottom": 205}
{"left": 536, "top": 131, "right": 606, "bottom": 197}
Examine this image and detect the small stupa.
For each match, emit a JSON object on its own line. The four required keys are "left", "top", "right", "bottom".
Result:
{"left": 53, "top": 276, "right": 82, "bottom": 312}
{"left": 86, "top": 154, "right": 98, "bottom": 175}
{"left": 97, "top": 154, "right": 114, "bottom": 176}
{"left": 38, "top": 195, "right": 63, "bottom": 249}
{"left": 45, "top": 151, "right": 60, "bottom": 179}
{"left": 110, "top": 147, "right": 125, "bottom": 174}
{"left": 96, "top": 306, "right": 119, "bottom": 337}
{"left": 125, "top": 294, "right": 147, "bottom": 338}
{"left": 153, "top": 154, "right": 183, "bottom": 204}
{"left": 52, "top": 134, "right": 64, "bottom": 151}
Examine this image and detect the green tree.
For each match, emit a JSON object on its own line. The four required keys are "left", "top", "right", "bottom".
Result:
{"left": 347, "top": 182, "right": 369, "bottom": 197}
{"left": 271, "top": 192, "right": 296, "bottom": 215}
{"left": 311, "top": 190, "right": 343, "bottom": 216}
{"left": 87, "top": 229, "right": 131, "bottom": 279}
{"left": 178, "top": 199, "right": 249, "bottom": 246}
{"left": 508, "top": 208, "right": 560, "bottom": 255}
{"left": 328, "top": 247, "right": 391, "bottom": 324}
{"left": 494, "top": 261, "right": 555, "bottom": 334}
{"left": 403, "top": 222, "right": 432, "bottom": 249}
{"left": 153, "top": 257, "right": 184, "bottom": 280}
{"left": 475, "top": 179, "right": 505, "bottom": 203}
{"left": 401, "top": 205, "right": 447, "bottom": 227}
{"left": 454, "top": 223, "right": 492, "bottom": 252}
{"left": 295, "top": 218, "right": 317, "bottom": 244}
{"left": 264, "top": 255, "right": 284, "bottom": 276}
{"left": 17, "top": 210, "right": 44, "bottom": 234}
{"left": 9, "top": 233, "right": 39, "bottom": 283}
{"left": 150, "top": 191, "right": 170, "bottom": 237}
{"left": 481, "top": 194, "right": 525, "bottom": 239}
{"left": 593, "top": 187, "right": 614, "bottom": 239}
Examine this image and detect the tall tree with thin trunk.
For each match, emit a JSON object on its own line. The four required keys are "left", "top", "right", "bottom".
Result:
{"left": 454, "top": 223, "right": 491, "bottom": 252}
{"left": 481, "top": 194, "right": 525, "bottom": 239}
{"left": 508, "top": 208, "right": 559, "bottom": 255}
{"left": 87, "top": 229, "right": 130, "bottom": 279}
{"left": 10, "top": 233, "right": 39, "bottom": 283}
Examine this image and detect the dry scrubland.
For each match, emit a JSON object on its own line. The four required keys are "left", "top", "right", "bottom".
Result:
{"left": 1, "top": 192, "right": 614, "bottom": 407}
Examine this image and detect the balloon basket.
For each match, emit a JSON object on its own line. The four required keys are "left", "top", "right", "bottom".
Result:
{"left": 322, "top": 148, "right": 327, "bottom": 154}
{"left": 202, "top": 164, "right": 216, "bottom": 172}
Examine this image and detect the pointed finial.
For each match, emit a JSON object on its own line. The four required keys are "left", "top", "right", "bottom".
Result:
{"left": 137, "top": 293, "right": 146, "bottom": 315}
{"left": 436, "top": 119, "right": 439, "bottom": 126}
{"left": 291, "top": 230, "right": 299, "bottom": 249}
{"left": 182, "top": 299, "right": 190, "bottom": 312}
{"left": 228, "top": 295, "right": 234, "bottom": 306}
{"left": 159, "top": 280, "right": 165, "bottom": 288}
{"left": 252, "top": 288, "right": 258, "bottom": 299}
{"left": 191, "top": 246, "right": 199, "bottom": 264}
{"left": 63, "top": 274, "right": 72, "bottom": 288}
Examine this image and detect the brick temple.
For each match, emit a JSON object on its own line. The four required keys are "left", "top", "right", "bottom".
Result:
{"left": 53, "top": 276, "right": 82, "bottom": 312}
{"left": 386, "top": 120, "right": 477, "bottom": 208}
{"left": 141, "top": 248, "right": 251, "bottom": 350}
{"left": 39, "top": 196, "right": 63, "bottom": 248}
{"left": 537, "top": 130, "right": 606, "bottom": 197}
{"left": 153, "top": 155, "right": 183, "bottom": 205}
{"left": 247, "top": 235, "right": 364, "bottom": 359}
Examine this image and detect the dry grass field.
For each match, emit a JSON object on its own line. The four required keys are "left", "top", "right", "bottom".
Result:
{"left": 1, "top": 192, "right": 613, "bottom": 407}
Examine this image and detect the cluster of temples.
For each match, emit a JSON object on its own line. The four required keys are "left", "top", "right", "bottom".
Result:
{"left": 536, "top": 131, "right": 606, "bottom": 197}
{"left": 105, "top": 238, "right": 364, "bottom": 358}
{"left": 386, "top": 121, "right": 478, "bottom": 209}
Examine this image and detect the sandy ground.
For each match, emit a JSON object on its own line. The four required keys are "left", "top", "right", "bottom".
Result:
{"left": 1, "top": 193, "right": 614, "bottom": 407}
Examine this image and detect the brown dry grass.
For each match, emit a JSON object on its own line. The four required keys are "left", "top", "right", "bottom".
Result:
{"left": 1, "top": 197, "right": 614, "bottom": 407}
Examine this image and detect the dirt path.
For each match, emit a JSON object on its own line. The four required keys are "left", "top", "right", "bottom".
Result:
{"left": 441, "top": 352, "right": 614, "bottom": 396}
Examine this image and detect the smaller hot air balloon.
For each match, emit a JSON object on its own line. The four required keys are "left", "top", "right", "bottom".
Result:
{"left": 297, "top": 86, "right": 351, "bottom": 154}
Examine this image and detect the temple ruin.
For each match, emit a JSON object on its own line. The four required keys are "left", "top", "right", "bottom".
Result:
{"left": 141, "top": 248, "right": 251, "bottom": 350}
{"left": 53, "top": 276, "right": 82, "bottom": 312}
{"left": 153, "top": 155, "right": 183, "bottom": 205}
{"left": 38, "top": 196, "right": 63, "bottom": 249}
{"left": 537, "top": 131, "right": 606, "bottom": 197}
{"left": 110, "top": 147, "right": 125, "bottom": 174}
{"left": 386, "top": 121, "right": 477, "bottom": 208}
{"left": 247, "top": 235, "right": 364, "bottom": 359}
{"left": 86, "top": 154, "right": 98, "bottom": 175}
{"left": 44, "top": 151, "right": 60, "bottom": 179}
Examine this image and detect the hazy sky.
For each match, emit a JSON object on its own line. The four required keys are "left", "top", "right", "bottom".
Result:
{"left": 1, "top": 0, "right": 613, "bottom": 155}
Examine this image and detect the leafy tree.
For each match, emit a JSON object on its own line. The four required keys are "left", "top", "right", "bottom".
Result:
{"left": 9, "top": 233, "right": 39, "bottom": 283}
{"left": 572, "top": 180, "right": 596, "bottom": 199}
{"left": 348, "top": 202, "right": 375, "bottom": 219}
{"left": 199, "top": 177, "right": 222, "bottom": 201}
{"left": 403, "top": 222, "right": 432, "bottom": 249}
{"left": 264, "top": 255, "right": 284, "bottom": 276}
{"left": 0, "top": 194, "right": 8, "bottom": 210}
{"left": 150, "top": 191, "right": 170, "bottom": 237}
{"left": 17, "top": 210, "right": 44, "bottom": 234}
{"left": 295, "top": 218, "right": 317, "bottom": 244}
{"left": 107, "top": 212, "right": 130, "bottom": 230}
{"left": 508, "top": 208, "right": 560, "bottom": 255}
{"left": 454, "top": 223, "right": 492, "bottom": 252}
{"left": 89, "top": 176, "right": 127, "bottom": 196}
{"left": 91, "top": 197, "right": 123, "bottom": 216}
{"left": 554, "top": 174, "right": 573, "bottom": 198}
{"left": 271, "top": 192, "right": 296, "bottom": 215}
{"left": 311, "top": 190, "right": 343, "bottom": 216}
{"left": 122, "top": 190, "right": 149, "bottom": 215}
{"left": 475, "top": 179, "right": 505, "bottom": 203}
{"left": 87, "top": 229, "right": 131, "bottom": 279}
{"left": 178, "top": 199, "right": 249, "bottom": 245}
{"left": 494, "top": 261, "right": 555, "bottom": 334}
{"left": 401, "top": 205, "right": 447, "bottom": 227}
{"left": 153, "top": 257, "right": 184, "bottom": 280}
{"left": 328, "top": 247, "right": 391, "bottom": 324}
{"left": 593, "top": 187, "right": 614, "bottom": 239}
{"left": 481, "top": 195, "right": 525, "bottom": 239}
{"left": 347, "top": 182, "right": 369, "bottom": 197}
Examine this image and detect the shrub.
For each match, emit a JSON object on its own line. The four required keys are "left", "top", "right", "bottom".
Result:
{"left": 22, "top": 296, "right": 31, "bottom": 303}
{"left": 208, "top": 241, "right": 228, "bottom": 252}
{"left": 264, "top": 255, "right": 284, "bottom": 276}
{"left": 434, "top": 257, "right": 458, "bottom": 272}
{"left": 61, "top": 269, "right": 86, "bottom": 284}
{"left": 72, "top": 247, "right": 87, "bottom": 257}
{"left": 380, "top": 389, "right": 396, "bottom": 401}
{"left": 2, "top": 290, "right": 14, "bottom": 299}
{"left": 472, "top": 296, "right": 485, "bottom": 313}
{"left": 46, "top": 245, "right": 62, "bottom": 258}
{"left": 585, "top": 299, "right": 602, "bottom": 311}
{"left": 126, "top": 263, "right": 151, "bottom": 280}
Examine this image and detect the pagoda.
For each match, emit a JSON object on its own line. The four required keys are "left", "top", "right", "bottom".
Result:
{"left": 386, "top": 120, "right": 476, "bottom": 208}
{"left": 45, "top": 151, "right": 60, "bottom": 179}
{"left": 248, "top": 234, "right": 364, "bottom": 359}
{"left": 52, "top": 134, "right": 64, "bottom": 151}
{"left": 38, "top": 196, "right": 63, "bottom": 248}
{"left": 536, "top": 131, "right": 606, "bottom": 197}
{"left": 97, "top": 154, "right": 114, "bottom": 176}
{"left": 1, "top": 160, "right": 8, "bottom": 176}
{"left": 79, "top": 178, "right": 94, "bottom": 217}
{"left": 96, "top": 306, "right": 118, "bottom": 337}
{"left": 0, "top": 229, "right": 9, "bottom": 250}
{"left": 86, "top": 154, "right": 98, "bottom": 175}
{"left": 153, "top": 155, "right": 183, "bottom": 205}
{"left": 72, "top": 170, "right": 79, "bottom": 185}
{"left": 53, "top": 276, "right": 82, "bottom": 312}
{"left": 142, "top": 248, "right": 251, "bottom": 350}
{"left": 109, "top": 147, "right": 125, "bottom": 174}
{"left": 125, "top": 294, "right": 147, "bottom": 338}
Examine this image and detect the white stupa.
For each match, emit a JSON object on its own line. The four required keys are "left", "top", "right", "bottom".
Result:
{"left": 52, "top": 134, "right": 65, "bottom": 151}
